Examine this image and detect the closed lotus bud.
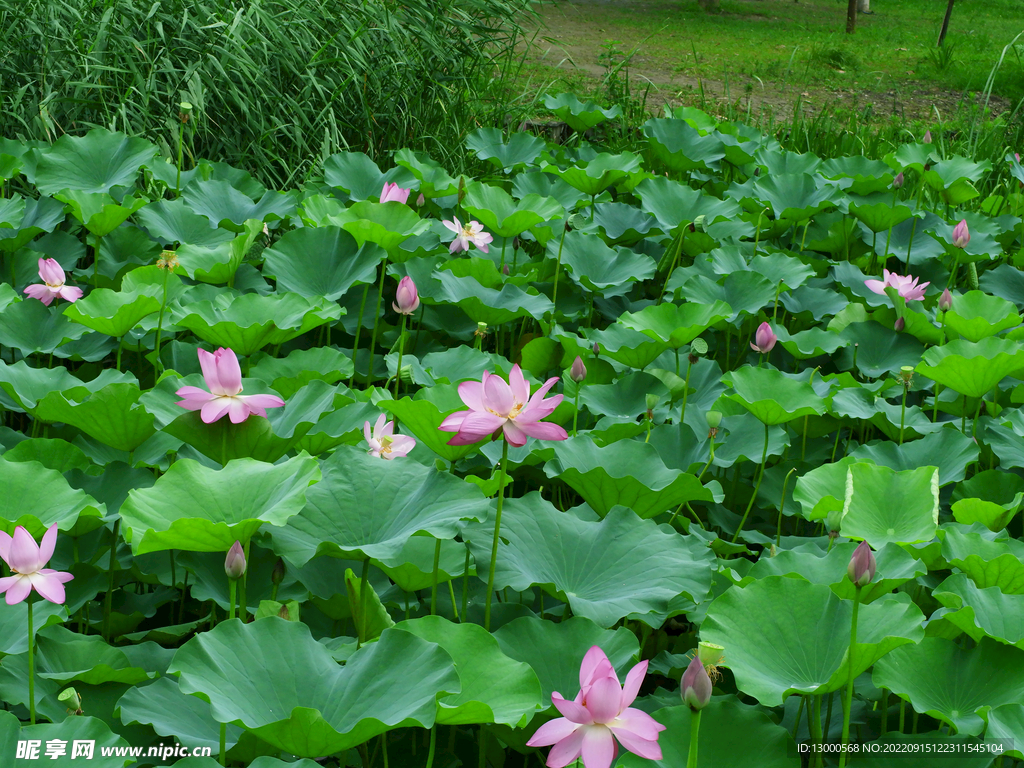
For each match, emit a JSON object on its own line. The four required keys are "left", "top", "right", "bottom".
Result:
{"left": 923, "top": 130, "right": 932, "bottom": 144}
{"left": 278, "top": 604, "right": 291, "bottom": 620}
{"left": 893, "top": 171, "right": 904, "bottom": 189}
{"left": 593, "top": 342, "right": 600, "bottom": 357}
{"left": 416, "top": 192, "right": 425, "bottom": 206}
{"left": 939, "top": 288, "right": 953, "bottom": 313}
{"left": 681, "top": 655, "right": 713, "bottom": 711}
{"left": 271, "top": 557, "right": 286, "bottom": 585}
{"left": 392, "top": 276, "right": 420, "bottom": 315}
{"left": 894, "top": 317, "right": 905, "bottom": 333}
{"left": 225, "top": 541, "right": 246, "bottom": 580}
{"left": 952, "top": 219, "right": 970, "bottom": 249}
{"left": 847, "top": 541, "right": 876, "bottom": 587}
{"left": 750, "top": 321, "right": 777, "bottom": 354}
{"left": 570, "top": 356, "right": 587, "bottom": 383}
{"left": 706, "top": 410, "right": 723, "bottom": 429}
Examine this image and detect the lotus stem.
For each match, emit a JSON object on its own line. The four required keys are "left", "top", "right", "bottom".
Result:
{"left": 686, "top": 709, "right": 701, "bottom": 768}
{"left": 425, "top": 725, "right": 437, "bottom": 768}
{"left": 732, "top": 421, "right": 769, "bottom": 543}
{"left": 448, "top": 579, "right": 459, "bottom": 622}
{"left": 461, "top": 546, "right": 470, "bottom": 623}
{"left": 176, "top": 114, "right": 186, "bottom": 198}
{"left": 116, "top": 336, "right": 123, "bottom": 372}
{"left": 228, "top": 579, "right": 237, "bottom": 622}
{"left": 349, "top": 284, "right": 370, "bottom": 387}
{"left": 776, "top": 468, "right": 797, "bottom": 547}
{"left": 92, "top": 233, "right": 103, "bottom": 289}
{"left": 810, "top": 694, "right": 823, "bottom": 768}
{"left": 366, "top": 256, "right": 390, "bottom": 386}
{"left": 219, "top": 724, "right": 226, "bottom": 766}
{"left": 899, "top": 698, "right": 906, "bottom": 732}
{"left": 899, "top": 386, "right": 908, "bottom": 445}
{"left": 394, "top": 314, "right": 407, "bottom": 400}
{"left": 102, "top": 518, "right": 120, "bottom": 642}
{"left": 792, "top": 695, "right": 805, "bottom": 741}
{"left": 484, "top": 440, "right": 510, "bottom": 632}
{"left": 357, "top": 557, "right": 370, "bottom": 648}
{"left": 572, "top": 389, "right": 580, "bottom": 437}
{"left": 881, "top": 688, "right": 889, "bottom": 735}
{"left": 430, "top": 538, "right": 441, "bottom": 616}
{"left": 680, "top": 355, "right": 693, "bottom": 425}
{"left": 169, "top": 550, "right": 176, "bottom": 593}
{"left": 550, "top": 222, "right": 569, "bottom": 322}
{"left": 839, "top": 587, "right": 862, "bottom": 768}
{"left": 154, "top": 265, "right": 170, "bottom": 377}
{"left": 27, "top": 599, "right": 35, "bottom": 724}
{"left": 659, "top": 227, "right": 686, "bottom": 303}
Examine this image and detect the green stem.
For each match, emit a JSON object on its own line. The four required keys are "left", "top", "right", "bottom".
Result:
{"left": 792, "top": 695, "right": 805, "bottom": 741}
{"left": 228, "top": 579, "right": 237, "bottom": 622}
{"left": 484, "top": 440, "right": 510, "bottom": 632}
{"left": 92, "top": 233, "right": 103, "bottom": 289}
{"left": 732, "top": 422, "right": 769, "bottom": 543}
{"left": 680, "top": 357, "right": 693, "bottom": 426}
{"left": 686, "top": 709, "right": 701, "bottom": 768}
{"left": 154, "top": 266, "right": 170, "bottom": 377}
{"left": 425, "top": 725, "right": 437, "bottom": 768}
{"left": 394, "top": 314, "right": 407, "bottom": 400}
{"left": 430, "top": 538, "right": 441, "bottom": 616}
{"left": 357, "top": 557, "right": 370, "bottom": 648}
{"left": 899, "top": 386, "right": 908, "bottom": 445}
{"left": 572, "top": 390, "right": 580, "bottom": 437}
{"left": 27, "top": 599, "right": 35, "bottom": 725}
{"left": 839, "top": 588, "right": 862, "bottom": 768}
{"left": 660, "top": 228, "right": 686, "bottom": 303}
{"left": 365, "top": 257, "right": 390, "bottom": 386}
{"left": 776, "top": 468, "right": 797, "bottom": 547}
{"left": 176, "top": 117, "right": 186, "bottom": 197}
{"left": 102, "top": 519, "right": 120, "bottom": 642}
{"left": 239, "top": 540, "right": 249, "bottom": 620}
{"left": 810, "top": 695, "right": 823, "bottom": 768}
{"left": 219, "top": 723, "right": 226, "bottom": 766}
{"left": 550, "top": 223, "right": 568, "bottom": 322}
{"left": 349, "top": 284, "right": 370, "bottom": 387}
{"left": 880, "top": 688, "right": 889, "bottom": 736}
{"left": 116, "top": 336, "right": 123, "bottom": 372}
{"left": 461, "top": 546, "right": 470, "bottom": 624}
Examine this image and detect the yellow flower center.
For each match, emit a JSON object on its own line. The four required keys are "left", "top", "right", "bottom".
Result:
{"left": 461, "top": 223, "right": 477, "bottom": 237}
{"left": 45, "top": 281, "right": 62, "bottom": 288}
{"left": 379, "top": 436, "right": 393, "bottom": 454}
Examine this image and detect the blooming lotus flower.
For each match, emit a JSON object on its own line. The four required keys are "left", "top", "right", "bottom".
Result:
{"left": 438, "top": 364, "right": 568, "bottom": 447}
{"left": 939, "top": 288, "right": 953, "bottom": 312}
{"left": 952, "top": 219, "right": 970, "bottom": 249}
{"left": 380, "top": 182, "right": 411, "bottom": 204}
{"left": 848, "top": 541, "right": 876, "bottom": 587}
{"left": 176, "top": 347, "right": 285, "bottom": 424}
{"left": 570, "top": 356, "right": 587, "bottom": 383}
{"left": 364, "top": 414, "right": 416, "bottom": 459}
{"left": 864, "top": 269, "right": 929, "bottom": 302}
{"left": 527, "top": 646, "right": 665, "bottom": 768}
{"left": 443, "top": 217, "right": 493, "bottom": 254}
{"left": 681, "top": 655, "right": 713, "bottom": 711}
{"left": 392, "top": 276, "right": 420, "bottom": 315}
{"left": 750, "top": 321, "right": 777, "bottom": 353}
{"left": 23, "top": 258, "right": 83, "bottom": 306}
{"left": 0, "top": 525, "right": 74, "bottom": 605}
{"left": 224, "top": 541, "right": 246, "bottom": 580}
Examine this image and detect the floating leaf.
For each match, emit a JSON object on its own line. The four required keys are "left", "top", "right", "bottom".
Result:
{"left": 840, "top": 463, "right": 939, "bottom": 547}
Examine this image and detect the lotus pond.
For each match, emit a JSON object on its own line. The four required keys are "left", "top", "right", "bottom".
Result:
{"left": 2, "top": 98, "right": 1024, "bottom": 768}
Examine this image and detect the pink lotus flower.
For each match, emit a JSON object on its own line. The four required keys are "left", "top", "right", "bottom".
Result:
{"left": 0, "top": 525, "right": 74, "bottom": 605}
{"left": 938, "top": 288, "right": 953, "bottom": 312}
{"left": 176, "top": 347, "right": 285, "bottom": 424}
{"left": 750, "top": 321, "right": 777, "bottom": 353}
{"left": 363, "top": 414, "right": 416, "bottom": 459}
{"left": 527, "top": 646, "right": 666, "bottom": 768}
{"left": 416, "top": 192, "right": 426, "bottom": 206}
{"left": 438, "top": 364, "right": 567, "bottom": 447}
{"left": 380, "top": 182, "right": 411, "bottom": 204}
{"left": 443, "top": 217, "right": 493, "bottom": 254}
{"left": 923, "top": 130, "right": 932, "bottom": 144}
{"left": 224, "top": 541, "right": 246, "bottom": 580}
{"left": 952, "top": 219, "right": 970, "bottom": 249}
{"left": 864, "top": 269, "right": 929, "bottom": 302}
{"left": 393, "top": 276, "right": 420, "bottom": 315}
{"left": 892, "top": 171, "right": 904, "bottom": 189}
{"left": 23, "top": 258, "right": 83, "bottom": 306}
{"left": 570, "top": 356, "right": 587, "bottom": 383}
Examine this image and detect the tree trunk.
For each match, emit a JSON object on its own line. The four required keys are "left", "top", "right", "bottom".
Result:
{"left": 937, "top": 0, "right": 955, "bottom": 46}
{"left": 845, "top": 0, "right": 857, "bottom": 34}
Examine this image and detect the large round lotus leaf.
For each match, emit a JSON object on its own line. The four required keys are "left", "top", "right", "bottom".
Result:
{"left": 724, "top": 366, "right": 825, "bottom": 425}
{"left": 173, "top": 293, "right": 342, "bottom": 356}
{"left": 393, "top": 616, "right": 541, "bottom": 727}
{"left": 118, "top": 454, "right": 320, "bottom": 554}
{"left": 774, "top": 326, "right": 848, "bottom": 359}
{"left": 941, "top": 527, "right": 1024, "bottom": 594}
{"left": 544, "top": 435, "right": 713, "bottom": 518}
{"left": 735, "top": 541, "right": 925, "bottom": 604}
{"left": 643, "top": 118, "right": 726, "bottom": 172}
{"left": 393, "top": 148, "right": 459, "bottom": 198}
{"left": 701, "top": 576, "right": 925, "bottom": 707}
{"left": 135, "top": 198, "right": 235, "bottom": 248}
{"left": 839, "top": 463, "right": 939, "bottom": 547}
{"left": 3, "top": 437, "right": 91, "bottom": 474}
{"left": 169, "top": 619, "right": 460, "bottom": 757}
{"left": 463, "top": 494, "right": 714, "bottom": 628}
{"left": 563, "top": 325, "right": 668, "bottom": 370}
{"left": 577, "top": 371, "right": 670, "bottom": 421}
{"left": 985, "top": 704, "right": 1024, "bottom": 760}
{"left": 933, "top": 573, "right": 1024, "bottom": 649}
{"left": 182, "top": 180, "right": 296, "bottom": 231}
{"left": 543, "top": 153, "right": 641, "bottom": 197}
{"left": 465, "top": 128, "right": 547, "bottom": 172}
{"left": 55, "top": 191, "right": 147, "bottom": 240}
{"left": 373, "top": 536, "right": 470, "bottom": 592}
{"left": 635, "top": 176, "right": 742, "bottom": 233}
{"left": 943, "top": 291, "right": 1021, "bottom": 342}
{"left": 793, "top": 457, "right": 865, "bottom": 521}
{"left": 31, "top": 128, "right": 156, "bottom": 195}
{"left": 117, "top": 676, "right": 244, "bottom": 752}
{"left": 951, "top": 469, "right": 1024, "bottom": 532}
{"left": 4, "top": 713, "right": 133, "bottom": 767}
{"left": 0, "top": 299, "right": 88, "bottom": 355}
{"left": 175, "top": 219, "right": 262, "bottom": 285}
{"left": 543, "top": 93, "right": 622, "bottom": 132}
{"left": 672, "top": 273, "right": 777, "bottom": 321}
{"left": 262, "top": 227, "right": 382, "bottom": 301}
{"left": 0, "top": 458, "right": 105, "bottom": 537}
{"left": 848, "top": 198, "right": 915, "bottom": 233}
{"left": 618, "top": 301, "right": 732, "bottom": 348}
{"left": 316, "top": 200, "right": 432, "bottom": 257}
{"left": 416, "top": 267, "right": 553, "bottom": 326}
{"left": 493, "top": 616, "right": 639, "bottom": 704}
{"left": 553, "top": 230, "right": 656, "bottom": 297}
{"left": 35, "top": 383, "right": 156, "bottom": 452}
{"left": 266, "top": 445, "right": 488, "bottom": 565}
{"left": 850, "top": 426, "right": 978, "bottom": 486}
{"left": 249, "top": 347, "right": 355, "bottom": 399}
{"left": 749, "top": 173, "right": 837, "bottom": 221}
{"left": 915, "top": 338, "right": 1024, "bottom": 399}
{"left": 579, "top": 202, "right": 658, "bottom": 245}
{"left": 0, "top": 600, "right": 67, "bottom": 657}
{"left": 835, "top": 321, "right": 925, "bottom": 379}
{"left": 872, "top": 637, "right": 1024, "bottom": 736}
{"left": 614, "top": 699, "right": 798, "bottom": 768}
{"left": 33, "top": 625, "right": 152, "bottom": 685}
{"left": 379, "top": 397, "right": 478, "bottom": 463}
{"left": 322, "top": 151, "right": 414, "bottom": 201}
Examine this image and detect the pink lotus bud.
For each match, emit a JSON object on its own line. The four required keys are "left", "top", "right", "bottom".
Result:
{"left": 392, "top": 276, "right": 420, "bottom": 315}
{"left": 681, "top": 655, "right": 712, "bottom": 711}
{"left": 893, "top": 171, "right": 904, "bottom": 189}
{"left": 502, "top": 264, "right": 510, "bottom": 276}
{"left": 570, "top": 356, "right": 587, "bottom": 383}
{"left": 225, "top": 541, "right": 246, "bottom": 580}
{"left": 750, "top": 321, "right": 777, "bottom": 354}
{"left": 952, "top": 219, "right": 970, "bottom": 249}
{"left": 939, "top": 288, "right": 953, "bottom": 313}
{"left": 416, "top": 192, "right": 425, "bottom": 206}
{"left": 593, "top": 342, "right": 600, "bottom": 357}
{"left": 380, "top": 182, "right": 411, "bottom": 205}
{"left": 847, "top": 541, "right": 876, "bottom": 587}
{"left": 894, "top": 317, "right": 905, "bottom": 333}
{"left": 923, "top": 130, "right": 932, "bottom": 144}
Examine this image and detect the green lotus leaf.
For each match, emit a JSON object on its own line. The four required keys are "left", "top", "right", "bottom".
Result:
{"left": 757, "top": 147, "right": 822, "bottom": 176}
{"left": 2, "top": 438, "right": 91, "bottom": 474}
{"left": 344, "top": 567, "right": 395, "bottom": 643}
{"left": 941, "top": 527, "right": 1024, "bottom": 594}
{"left": 635, "top": 176, "right": 744, "bottom": 235}
{"left": 579, "top": 202, "right": 659, "bottom": 245}
{"left": 463, "top": 183, "right": 563, "bottom": 238}
{"left": 35, "top": 382, "right": 156, "bottom": 452}
{"left": 3, "top": 712, "right": 133, "bottom": 767}
{"left": 394, "top": 616, "right": 541, "bottom": 726}
{"left": 0, "top": 197, "right": 67, "bottom": 253}
{"left": 986, "top": 704, "right": 1024, "bottom": 760}
{"left": 463, "top": 495, "right": 714, "bottom": 627}
{"left": 296, "top": 400, "right": 380, "bottom": 455}
{"left": 168, "top": 619, "right": 460, "bottom": 757}
{"left": 60, "top": 288, "right": 161, "bottom": 338}
{"left": 933, "top": 573, "right": 1024, "bottom": 649}
{"left": 673, "top": 273, "right": 777, "bottom": 321}
{"left": 614, "top": 699, "right": 798, "bottom": 768}
{"left": 136, "top": 198, "right": 235, "bottom": 248}
{"left": 422, "top": 268, "right": 553, "bottom": 326}
{"left": 943, "top": 291, "right": 1022, "bottom": 342}
{"left": 394, "top": 149, "right": 460, "bottom": 198}
{"left": 33, "top": 625, "right": 153, "bottom": 685}
{"left": 0, "top": 601, "right": 67, "bottom": 657}
{"left": 872, "top": 637, "right": 1024, "bottom": 736}
{"left": 262, "top": 227, "right": 382, "bottom": 301}
{"left": 0, "top": 362, "right": 137, "bottom": 414}
{"left": 175, "top": 219, "right": 263, "bottom": 285}
{"left": 0, "top": 299, "right": 88, "bottom": 355}
{"left": 119, "top": 454, "right": 320, "bottom": 554}
{"left": 774, "top": 326, "right": 848, "bottom": 359}
{"left": 839, "top": 463, "right": 939, "bottom": 547}
{"left": 850, "top": 425, "right": 978, "bottom": 486}
{"left": 543, "top": 93, "right": 622, "bottom": 132}
{"left": 266, "top": 445, "right": 488, "bottom": 565}
{"left": 833, "top": 320, "right": 925, "bottom": 379}
{"left": 466, "top": 128, "right": 547, "bottom": 172}
{"left": 493, "top": 616, "right": 639, "bottom": 704}
{"left": 577, "top": 371, "right": 670, "bottom": 420}
{"left": 544, "top": 435, "right": 713, "bottom": 518}
{"left": 54, "top": 191, "right": 147, "bottom": 239}
{"left": 724, "top": 366, "right": 825, "bottom": 425}
{"left": 379, "top": 397, "right": 479, "bottom": 463}
{"left": 249, "top": 347, "right": 355, "bottom": 399}
{"left": 567, "top": 325, "right": 668, "bottom": 370}
{"left": 922, "top": 157, "right": 990, "bottom": 204}
{"left": 0, "top": 458, "right": 105, "bottom": 537}
{"left": 751, "top": 173, "right": 837, "bottom": 221}
{"left": 322, "top": 151, "right": 415, "bottom": 201}
{"left": 618, "top": 302, "right": 733, "bottom": 349}
{"left": 316, "top": 200, "right": 431, "bottom": 258}
{"left": 542, "top": 153, "right": 641, "bottom": 197}
{"left": 793, "top": 457, "right": 864, "bottom": 521}
{"left": 643, "top": 118, "right": 725, "bottom": 172}
{"left": 31, "top": 128, "right": 157, "bottom": 195}
{"left": 916, "top": 338, "right": 1024, "bottom": 399}
{"left": 821, "top": 155, "right": 895, "bottom": 193}
{"left": 182, "top": 180, "right": 296, "bottom": 232}
{"left": 848, "top": 198, "right": 915, "bottom": 233}
{"left": 373, "top": 536, "right": 471, "bottom": 592}
{"left": 951, "top": 469, "right": 1024, "bottom": 532}
{"left": 553, "top": 230, "right": 656, "bottom": 297}
{"left": 702, "top": 577, "right": 924, "bottom": 707}
{"left": 173, "top": 292, "right": 342, "bottom": 355}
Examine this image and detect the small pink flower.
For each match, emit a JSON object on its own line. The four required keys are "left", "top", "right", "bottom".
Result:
{"left": 442, "top": 217, "right": 493, "bottom": 254}
{"left": 750, "top": 322, "right": 777, "bottom": 354}
{"left": 438, "top": 364, "right": 567, "bottom": 447}
{"left": 393, "top": 276, "right": 420, "bottom": 315}
{"left": 864, "top": 269, "right": 929, "bottom": 302}
{"left": 923, "top": 130, "right": 933, "bottom": 144}
{"left": 952, "top": 219, "right": 970, "bottom": 249}
{"left": 848, "top": 541, "right": 877, "bottom": 587}
{"left": 23, "top": 258, "right": 83, "bottom": 306}
{"left": 569, "top": 356, "right": 587, "bottom": 383}
{"left": 527, "top": 646, "right": 666, "bottom": 768}
{"left": 416, "top": 192, "right": 426, "bottom": 206}
{"left": 0, "top": 525, "right": 74, "bottom": 605}
{"left": 175, "top": 347, "right": 285, "bottom": 424}
{"left": 938, "top": 288, "right": 953, "bottom": 313}
{"left": 224, "top": 541, "right": 246, "bottom": 580}
{"left": 380, "top": 182, "right": 411, "bottom": 204}
{"left": 364, "top": 414, "right": 416, "bottom": 459}
{"left": 893, "top": 171, "right": 904, "bottom": 189}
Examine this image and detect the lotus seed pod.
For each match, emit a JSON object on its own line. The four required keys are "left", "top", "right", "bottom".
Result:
{"left": 697, "top": 642, "right": 725, "bottom": 668}
{"left": 705, "top": 410, "right": 723, "bottom": 429}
